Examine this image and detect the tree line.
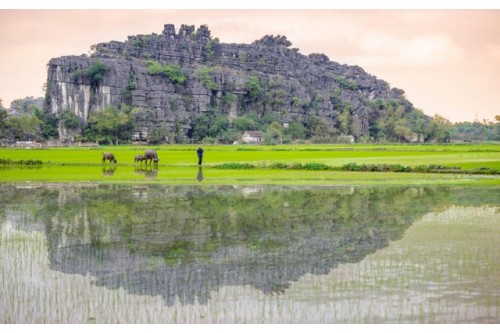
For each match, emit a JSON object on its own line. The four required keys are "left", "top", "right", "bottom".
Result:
{"left": 1, "top": 97, "right": 499, "bottom": 145}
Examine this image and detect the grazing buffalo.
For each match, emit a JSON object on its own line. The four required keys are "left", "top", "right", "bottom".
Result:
{"left": 144, "top": 150, "right": 159, "bottom": 166}
{"left": 134, "top": 154, "right": 145, "bottom": 165}
{"left": 102, "top": 152, "right": 117, "bottom": 164}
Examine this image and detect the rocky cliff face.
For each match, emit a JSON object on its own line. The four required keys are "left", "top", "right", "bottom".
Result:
{"left": 45, "top": 23, "right": 414, "bottom": 141}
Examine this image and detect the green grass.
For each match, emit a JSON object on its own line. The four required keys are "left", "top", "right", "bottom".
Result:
{"left": 0, "top": 144, "right": 499, "bottom": 185}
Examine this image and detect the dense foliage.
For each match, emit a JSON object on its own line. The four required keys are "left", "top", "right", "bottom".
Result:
{"left": 83, "top": 106, "right": 136, "bottom": 145}
{"left": 449, "top": 120, "right": 500, "bottom": 141}
{"left": 0, "top": 96, "right": 499, "bottom": 145}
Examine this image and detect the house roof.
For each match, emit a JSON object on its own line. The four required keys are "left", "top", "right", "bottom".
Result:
{"left": 243, "top": 131, "right": 263, "bottom": 137}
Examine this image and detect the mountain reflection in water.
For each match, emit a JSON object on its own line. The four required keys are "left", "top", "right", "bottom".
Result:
{"left": 0, "top": 184, "right": 497, "bottom": 306}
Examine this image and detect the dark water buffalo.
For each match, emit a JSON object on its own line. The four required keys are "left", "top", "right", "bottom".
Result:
{"left": 134, "top": 154, "right": 145, "bottom": 165}
{"left": 144, "top": 150, "right": 159, "bottom": 166}
{"left": 102, "top": 152, "right": 117, "bottom": 164}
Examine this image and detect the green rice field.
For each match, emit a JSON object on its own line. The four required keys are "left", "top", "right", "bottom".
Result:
{"left": 1, "top": 144, "right": 499, "bottom": 185}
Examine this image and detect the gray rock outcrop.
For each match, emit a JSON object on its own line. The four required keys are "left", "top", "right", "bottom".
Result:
{"left": 44, "top": 23, "right": 415, "bottom": 141}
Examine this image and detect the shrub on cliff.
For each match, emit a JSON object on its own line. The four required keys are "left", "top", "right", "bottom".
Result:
{"left": 72, "top": 61, "right": 108, "bottom": 88}
{"left": 193, "top": 66, "right": 217, "bottom": 90}
{"left": 145, "top": 60, "right": 185, "bottom": 85}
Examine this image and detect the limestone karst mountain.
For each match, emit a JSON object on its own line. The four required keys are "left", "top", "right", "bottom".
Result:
{"left": 45, "top": 23, "right": 425, "bottom": 142}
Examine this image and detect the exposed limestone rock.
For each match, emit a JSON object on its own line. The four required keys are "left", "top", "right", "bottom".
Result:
{"left": 45, "top": 23, "right": 415, "bottom": 140}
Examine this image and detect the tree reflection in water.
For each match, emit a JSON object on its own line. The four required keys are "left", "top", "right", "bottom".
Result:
{"left": 0, "top": 184, "right": 497, "bottom": 306}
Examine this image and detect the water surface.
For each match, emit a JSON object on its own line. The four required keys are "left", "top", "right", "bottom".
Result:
{"left": 0, "top": 184, "right": 498, "bottom": 323}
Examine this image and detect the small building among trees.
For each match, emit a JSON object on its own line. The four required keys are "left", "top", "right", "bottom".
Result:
{"left": 241, "top": 131, "right": 264, "bottom": 143}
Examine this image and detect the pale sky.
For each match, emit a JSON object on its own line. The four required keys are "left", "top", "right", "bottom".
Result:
{"left": 1, "top": 7, "right": 499, "bottom": 123}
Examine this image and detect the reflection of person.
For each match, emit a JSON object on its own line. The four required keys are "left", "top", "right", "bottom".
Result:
{"left": 197, "top": 167, "right": 204, "bottom": 182}
{"left": 197, "top": 146, "right": 204, "bottom": 165}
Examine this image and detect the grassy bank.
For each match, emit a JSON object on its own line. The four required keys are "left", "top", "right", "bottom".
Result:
{"left": 0, "top": 144, "right": 499, "bottom": 185}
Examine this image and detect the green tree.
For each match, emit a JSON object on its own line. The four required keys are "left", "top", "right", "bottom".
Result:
{"left": 259, "top": 112, "right": 280, "bottom": 131}
{"left": 218, "top": 128, "right": 239, "bottom": 144}
{"left": 34, "top": 108, "right": 59, "bottom": 139}
{"left": 5, "top": 114, "right": 41, "bottom": 140}
{"left": 60, "top": 110, "right": 82, "bottom": 130}
{"left": 0, "top": 99, "right": 8, "bottom": 139}
{"left": 263, "top": 121, "right": 283, "bottom": 145}
{"left": 338, "top": 105, "right": 351, "bottom": 134}
{"left": 84, "top": 106, "right": 134, "bottom": 144}
{"left": 9, "top": 97, "right": 43, "bottom": 114}
{"left": 377, "top": 104, "right": 413, "bottom": 142}
{"left": 191, "top": 113, "right": 210, "bottom": 142}
{"left": 246, "top": 76, "right": 262, "bottom": 102}
{"left": 448, "top": 121, "right": 499, "bottom": 141}
{"left": 304, "top": 115, "right": 329, "bottom": 138}
{"left": 406, "top": 108, "right": 427, "bottom": 140}
{"left": 147, "top": 124, "right": 172, "bottom": 144}
{"left": 425, "top": 114, "right": 451, "bottom": 143}
{"left": 232, "top": 116, "right": 259, "bottom": 132}
{"left": 210, "top": 115, "right": 230, "bottom": 138}
{"left": 284, "top": 121, "right": 306, "bottom": 140}
{"left": 191, "top": 108, "right": 228, "bottom": 142}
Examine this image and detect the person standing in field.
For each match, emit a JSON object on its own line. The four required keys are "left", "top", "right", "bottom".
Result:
{"left": 197, "top": 146, "right": 204, "bottom": 166}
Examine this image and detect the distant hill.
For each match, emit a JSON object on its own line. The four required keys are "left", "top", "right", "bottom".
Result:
{"left": 45, "top": 23, "right": 430, "bottom": 143}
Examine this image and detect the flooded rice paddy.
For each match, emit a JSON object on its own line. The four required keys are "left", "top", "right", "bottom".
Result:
{"left": 0, "top": 183, "right": 498, "bottom": 323}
